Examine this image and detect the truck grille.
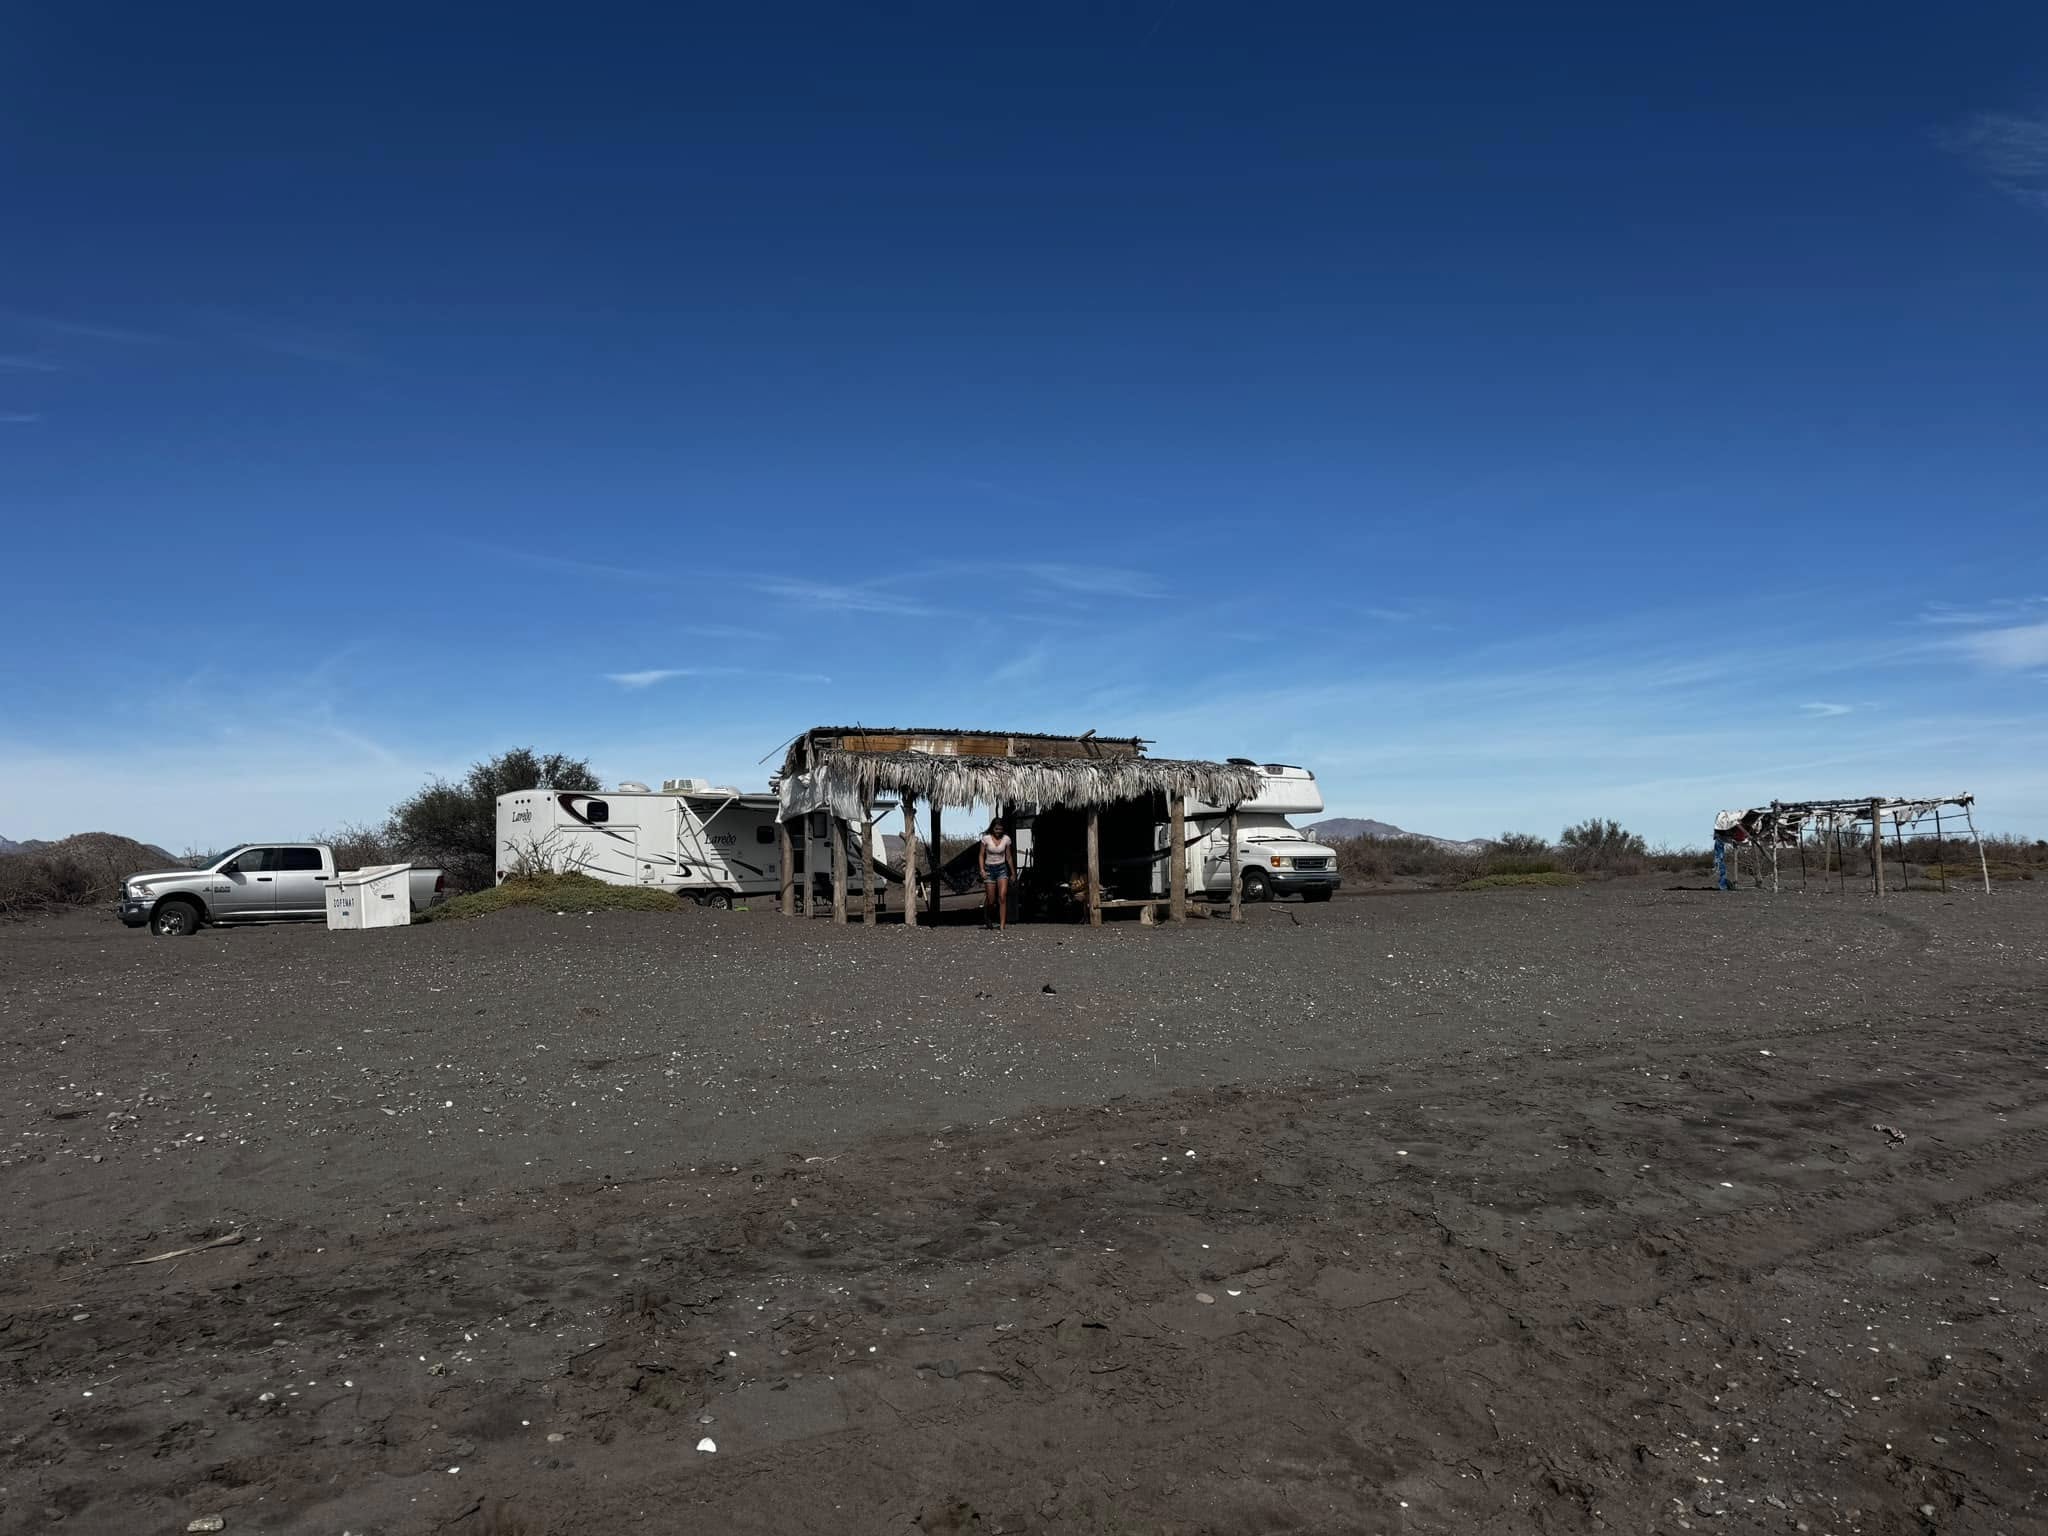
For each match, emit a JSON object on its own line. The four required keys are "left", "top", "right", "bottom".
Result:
{"left": 1293, "top": 857, "right": 1329, "bottom": 871}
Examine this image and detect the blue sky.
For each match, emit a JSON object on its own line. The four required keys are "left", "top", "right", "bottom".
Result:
{"left": 4, "top": 2, "right": 2046, "bottom": 850}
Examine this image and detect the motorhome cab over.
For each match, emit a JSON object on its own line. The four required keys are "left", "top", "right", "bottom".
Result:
{"left": 1172, "top": 761, "right": 1341, "bottom": 902}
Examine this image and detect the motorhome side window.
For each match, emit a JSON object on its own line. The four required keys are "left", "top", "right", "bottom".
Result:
{"left": 280, "top": 848, "right": 323, "bottom": 871}
{"left": 756, "top": 826, "right": 774, "bottom": 844}
{"left": 585, "top": 800, "right": 609, "bottom": 823}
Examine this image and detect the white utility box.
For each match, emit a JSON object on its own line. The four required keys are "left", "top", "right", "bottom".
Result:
{"left": 326, "top": 864, "right": 415, "bottom": 930}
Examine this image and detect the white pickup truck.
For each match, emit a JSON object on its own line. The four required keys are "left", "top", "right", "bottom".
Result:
{"left": 118, "top": 843, "right": 446, "bottom": 936}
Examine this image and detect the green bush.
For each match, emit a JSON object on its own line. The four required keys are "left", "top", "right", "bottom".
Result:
{"left": 421, "top": 872, "right": 686, "bottom": 923}
{"left": 1333, "top": 834, "right": 1482, "bottom": 882}
{"left": 1558, "top": 818, "right": 1648, "bottom": 873}
{"left": 389, "top": 747, "right": 601, "bottom": 893}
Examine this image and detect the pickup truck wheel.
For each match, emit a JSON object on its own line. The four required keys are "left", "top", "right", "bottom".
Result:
{"left": 151, "top": 899, "right": 203, "bottom": 937}
{"left": 1241, "top": 868, "right": 1272, "bottom": 903}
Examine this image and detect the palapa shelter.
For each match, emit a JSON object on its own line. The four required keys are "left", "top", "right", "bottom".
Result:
{"left": 1712, "top": 792, "right": 1992, "bottom": 895}
{"left": 774, "top": 726, "right": 1265, "bottom": 926}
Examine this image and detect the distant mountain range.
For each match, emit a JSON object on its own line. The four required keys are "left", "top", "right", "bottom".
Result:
{"left": 1304, "top": 818, "right": 1488, "bottom": 853}
{"left": 1, "top": 833, "right": 179, "bottom": 863}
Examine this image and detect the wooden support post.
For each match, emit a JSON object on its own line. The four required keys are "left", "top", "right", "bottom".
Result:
{"left": 1168, "top": 792, "right": 1188, "bottom": 923}
{"left": 1964, "top": 801, "right": 1991, "bottom": 894}
{"left": 777, "top": 818, "right": 794, "bottom": 918}
{"left": 831, "top": 817, "right": 848, "bottom": 923}
{"left": 1933, "top": 806, "right": 1947, "bottom": 893}
{"left": 1085, "top": 806, "right": 1102, "bottom": 927}
{"left": 1870, "top": 799, "right": 1885, "bottom": 898}
{"left": 1893, "top": 817, "right": 1908, "bottom": 891}
{"left": 804, "top": 813, "right": 820, "bottom": 919}
{"left": 863, "top": 815, "right": 878, "bottom": 925}
{"left": 928, "top": 802, "right": 943, "bottom": 926}
{"left": 901, "top": 795, "right": 918, "bottom": 928}
{"left": 1227, "top": 804, "right": 1243, "bottom": 921}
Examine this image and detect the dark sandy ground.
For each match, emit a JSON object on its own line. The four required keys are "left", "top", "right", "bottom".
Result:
{"left": 1, "top": 883, "right": 2043, "bottom": 1534}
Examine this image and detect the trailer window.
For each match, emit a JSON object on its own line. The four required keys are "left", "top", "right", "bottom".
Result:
{"left": 584, "top": 799, "right": 609, "bottom": 823}
{"left": 756, "top": 825, "right": 775, "bottom": 844}
{"left": 280, "top": 847, "right": 324, "bottom": 871}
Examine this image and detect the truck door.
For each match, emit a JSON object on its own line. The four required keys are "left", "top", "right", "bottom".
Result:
{"left": 272, "top": 846, "right": 330, "bottom": 917}
{"left": 215, "top": 846, "right": 279, "bottom": 918}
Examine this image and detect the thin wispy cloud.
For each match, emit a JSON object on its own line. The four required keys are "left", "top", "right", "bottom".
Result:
{"left": 989, "top": 643, "right": 1053, "bottom": 687}
{"left": 0, "top": 354, "right": 65, "bottom": 373}
{"left": 468, "top": 543, "right": 674, "bottom": 586}
{"left": 1915, "top": 596, "right": 2048, "bottom": 671}
{"left": 1015, "top": 563, "right": 1164, "bottom": 600}
{"left": 1959, "top": 622, "right": 2048, "bottom": 671}
{"left": 605, "top": 666, "right": 833, "bottom": 689}
{"left": 0, "top": 309, "right": 163, "bottom": 345}
{"left": 1917, "top": 597, "right": 2046, "bottom": 626}
{"left": 1941, "top": 110, "right": 2048, "bottom": 208}
{"left": 752, "top": 578, "right": 939, "bottom": 618}
{"left": 1800, "top": 701, "right": 1852, "bottom": 718}
{"left": 0, "top": 410, "right": 43, "bottom": 424}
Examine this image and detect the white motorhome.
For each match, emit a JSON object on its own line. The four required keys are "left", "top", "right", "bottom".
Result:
{"left": 495, "top": 779, "right": 885, "bottom": 909}
{"left": 1163, "top": 761, "right": 1341, "bottom": 902}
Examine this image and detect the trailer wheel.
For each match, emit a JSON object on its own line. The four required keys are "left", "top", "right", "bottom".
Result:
{"left": 151, "top": 898, "right": 203, "bottom": 937}
{"left": 704, "top": 891, "right": 733, "bottom": 910}
{"left": 1240, "top": 867, "right": 1272, "bottom": 903}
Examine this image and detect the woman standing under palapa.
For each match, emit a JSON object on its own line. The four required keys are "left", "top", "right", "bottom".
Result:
{"left": 979, "top": 819, "right": 1014, "bottom": 931}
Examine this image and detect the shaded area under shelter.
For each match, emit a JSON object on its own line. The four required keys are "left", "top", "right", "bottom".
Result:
{"left": 774, "top": 726, "right": 1264, "bottom": 925}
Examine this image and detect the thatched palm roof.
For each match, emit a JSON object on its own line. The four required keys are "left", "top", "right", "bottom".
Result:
{"left": 820, "top": 750, "right": 1261, "bottom": 811}
{"left": 775, "top": 727, "right": 1263, "bottom": 821}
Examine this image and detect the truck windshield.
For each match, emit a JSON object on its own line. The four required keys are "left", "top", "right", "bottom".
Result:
{"left": 211, "top": 845, "right": 249, "bottom": 867}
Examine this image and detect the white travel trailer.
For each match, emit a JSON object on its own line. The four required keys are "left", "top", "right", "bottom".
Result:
{"left": 495, "top": 779, "right": 885, "bottom": 909}
{"left": 1161, "top": 761, "right": 1342, "bottom": 902}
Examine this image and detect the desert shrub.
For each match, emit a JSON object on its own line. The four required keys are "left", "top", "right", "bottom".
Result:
{"left": 1458, "top": 871, "right": 1581, "bottom": 891}
{"left": 1480, "top": 831, "right": 1558, "bottom": 876}
{"left": 1334, "top": 834, "right": 1483, "bottom": 883}
{"left": 422, "top": 871, "right": 684, "bottom": 922}
{"left": 1558, "top": 818, "right": 1648, "bottom": 874}
{"left": 502, "top": 825, "right": 585, "bottom": 879}
{"left": 388, "top": 747, "right": 600, "bottom": 893}
{"left": 1646, "top": 843, "right": 1713, "bottom": 873}
{"left": 312, "top": 819, "right": 401, "bottom": 872}
{"left": 0, "top": 834, "right": 193, "bottom": 917}
{"left": 0, "top": 853, "right": 94, "bottom": 915}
